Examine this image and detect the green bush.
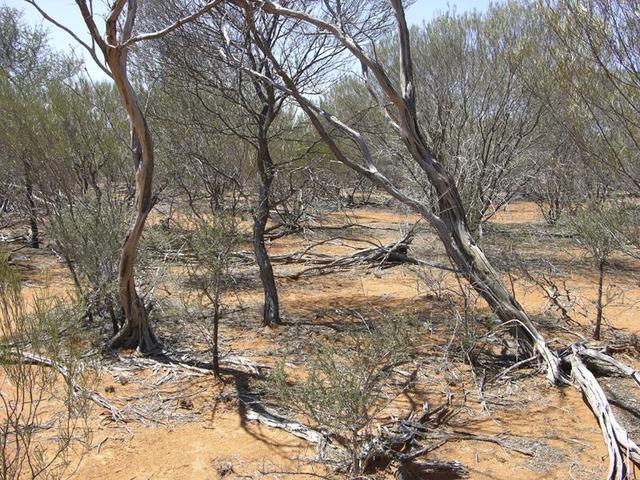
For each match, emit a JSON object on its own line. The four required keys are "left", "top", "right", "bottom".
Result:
{"left": 0, "top": 251, "right": 94, "bottom": 479}
{"left": 182, "top": 215, "right": 239, "bottom": 376}
{"left": 271, "top": 316, "right": 417, "bottom": 475}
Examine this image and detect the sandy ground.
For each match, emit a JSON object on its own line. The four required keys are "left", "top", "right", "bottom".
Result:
{"left": 3, "top": 201, "right": 640, "bottom": 479}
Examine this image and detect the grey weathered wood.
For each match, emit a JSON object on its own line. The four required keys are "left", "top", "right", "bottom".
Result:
{"left": 570, "top": 345, "right": 640, "bottom": 479}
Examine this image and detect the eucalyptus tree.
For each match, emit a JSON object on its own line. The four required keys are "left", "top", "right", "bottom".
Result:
{"left": 233, "top": 2, "right": 640, "bottom": 474}
{"left": 527, "top": 128, "right": 584, "bottom": 224}
{"left": 230, "top": 0, "right": 564, "bottom": 378}
{"left": 2, "top": 7, "right": 135, "bottom": 334}
{"left": 25, "top": 0, "right": 222, "bottom": 352}
{"left": 140, "top": 0, "right": 338, "bottom": 326}
{"left": 149, "top": 86, "right": 252, "bottom": 218}
{"left": 138, "top": 1, "right": 283, "bottom": 326}
{"left": 324, "top": 3, "right": 546, "bottom": 232}
{"left": 511, "top": 1, "right": 616, "bottom": 221}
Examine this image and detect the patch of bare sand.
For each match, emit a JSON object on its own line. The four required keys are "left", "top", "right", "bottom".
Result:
{"left": 75, "top": 414, "right": 320, "bottom": 480}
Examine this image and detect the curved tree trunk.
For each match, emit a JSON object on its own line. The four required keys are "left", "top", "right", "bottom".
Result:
{"left": 103, "top": 11, "right": 159, "bottom": 353}
{"left": 385, "top": 0, "right": 560, "bottom": 376}
{"left": 107, "top": 126, "right": 158, "bottom": 352}
{"left": 68, "top": 0, "right": 221, "bottom": 352}
{"left": 254, "top": 134, "right": 281, "bottom": 326}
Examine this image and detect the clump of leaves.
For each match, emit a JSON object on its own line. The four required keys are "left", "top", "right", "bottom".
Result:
{"left": 47, "top": 190, "right": 129, "bottom": 334}
{"left": 271, "top": 316, "right": 418, "bottom": 475}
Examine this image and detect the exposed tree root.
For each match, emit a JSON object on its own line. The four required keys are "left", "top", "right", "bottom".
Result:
{"left": 565, "top": 344, "right": 640, "bottom": 480}
{"left": 107, "top": 314, "right": 161, "bottom": 354}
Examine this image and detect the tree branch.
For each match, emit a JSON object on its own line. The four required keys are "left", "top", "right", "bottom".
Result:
{"left": 22, "top": 0, "right": 112, "bottom": 78}
{"left": 121, "top": 0, "right": 224, "bottom": 47}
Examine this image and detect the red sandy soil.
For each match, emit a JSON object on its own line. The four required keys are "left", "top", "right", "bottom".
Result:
{"left": 5, "top": 201, "right": 640, "bottom": 479}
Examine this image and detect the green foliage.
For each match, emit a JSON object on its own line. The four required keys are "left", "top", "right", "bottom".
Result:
{"left": 181, "top": 215, "right": 239, "bottom": 373}
{"left": 568, "top": 202, "right": 635, "bottom": 263}
{"left": 47, "top": 190, "right": 129, "bottom": 307}
{"left": 566, "top": 201, "right": 637, "bottom": 338}
{"left": 539, "top": 0, "right": 640, "bottom": 194}
{"left": 271, "top": 316, "right": 417, "bottom": 474}
{"left": 0, "top": 251, "right": 94, "bottom": 479}
{"left": 186, "top": 216, "right": 239, "bottom": 284}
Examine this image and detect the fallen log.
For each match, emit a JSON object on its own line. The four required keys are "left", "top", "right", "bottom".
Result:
{"left": 278, "top": 231, "right": 422, "bottom": 279}
{"left": 243, "top": 406, "right": 324, "bottom": 444}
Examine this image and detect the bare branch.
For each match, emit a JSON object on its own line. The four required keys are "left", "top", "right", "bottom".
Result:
{"left": 22, "top": 0, "right": 112, "bottom": 78}
{"left": 121, "top": 0, "right": 224, "bottom": 47}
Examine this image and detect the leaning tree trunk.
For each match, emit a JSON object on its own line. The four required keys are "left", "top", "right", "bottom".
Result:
{"left": 245, "top": 0, "right": 562, "bottom": 383}
{"left": 242, "top": 0, "right": 638, "bottom": 470}
{"left": 254, "top": 133, "right": 281, "bottom": 327}
{"left": 394, "top": 85, "right": 561, "bottom": 378}
{"left": 427, "top": 178, "right": 562, "bottom": 382}
{"left": 387, "top": 0, "right": 563, "bottom": 383}
{"left": 104, "top": 35, "right": 159, "bottom": 353}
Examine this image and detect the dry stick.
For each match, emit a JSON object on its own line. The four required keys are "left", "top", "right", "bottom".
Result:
{"left": 8, "top": 350, "right": 126, "bottom": 423}
{"left": 491, "top": 355, "right": 538, "bottom": 383}
{"left": 359, "top": 403, "right": 473, "bottom": 477}
{"left": 576, "top": 346, "right": 640, "bottom": 387}
{"left": 431, "top": 431, "right": 535, "bottom": 457}
{"left": 242, "top": 407, "right": 324, "bottom": 444}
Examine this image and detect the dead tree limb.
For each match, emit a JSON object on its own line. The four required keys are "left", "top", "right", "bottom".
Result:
{"left": 7, "top": 350, "right": 126, "bottom": 423}
{"left": 361, "top": 403, "right": 455, "bottom": 471}
{"left": 243, "top": 406, "right": 324, "bottom": 444}
{"left": 576, "top": 346, "right": 640, "bottom": 387}
{"left": 288, "top": 231, "right": 418, "bottom": 279}
{"left": 568, "top": 345, "right": 640, "bottom": 480}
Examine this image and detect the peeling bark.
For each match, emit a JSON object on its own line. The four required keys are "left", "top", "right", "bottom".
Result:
{"left": 105, "top": 39, "right": 159, "bottom": 352}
